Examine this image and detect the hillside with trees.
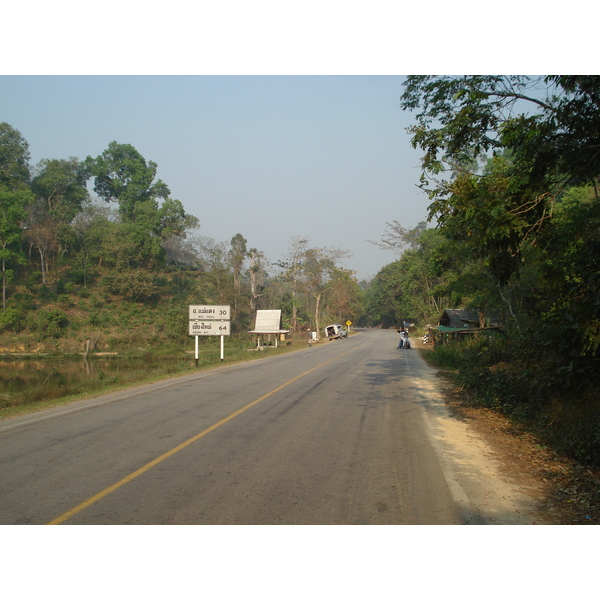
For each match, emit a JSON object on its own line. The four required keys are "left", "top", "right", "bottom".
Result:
{"left": 0, "top": 123, "right": 363, "bottom": 353}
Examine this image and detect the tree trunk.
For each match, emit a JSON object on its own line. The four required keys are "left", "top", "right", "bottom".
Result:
{"left": 498, "top": 284, "right": 521, "bottom": 332}
{"left": 1, "top": 257, "right": 6, "bottom": 313}
{"left": 39, "top": 247, "right": 46, "bottom": 284}
{"left": 313, "top": 292, "right": 322, "bottom": 340}
{"left": 291, "top": 286, "right": 298, "bottom": 331}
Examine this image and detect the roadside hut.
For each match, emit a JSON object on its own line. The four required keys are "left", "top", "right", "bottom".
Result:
{"left": 439, "top": 309, "right": 502, "bottom": 329}
{"left": 248, "top": 310, "right": 290, "bottom": 349}
{"left": 435, "top": 309, "right": 503, "bottom": 346}
{"left": 439, "top": 309, "right": 482, "bottom": 329}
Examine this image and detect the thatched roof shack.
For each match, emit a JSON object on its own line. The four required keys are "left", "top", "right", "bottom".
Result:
{"left": 439, "top": 309, "right": 502, "bottom": 329}
{"left": 434, "top": 309, "right": 503, "bottom": 346}
{"left": 439, "top": 309, "right": 480, "bottom": 329}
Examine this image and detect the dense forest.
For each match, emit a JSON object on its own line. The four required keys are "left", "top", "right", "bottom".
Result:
{"left": 2, "top": 75, "right": 599, "bottom": 463}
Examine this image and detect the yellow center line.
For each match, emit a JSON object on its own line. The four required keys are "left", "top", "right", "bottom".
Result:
{"left": 47, "top": 345, "right": 358, "bottom": 524}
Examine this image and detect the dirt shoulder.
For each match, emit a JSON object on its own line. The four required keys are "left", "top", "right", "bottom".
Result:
{"left": 415, "top": 340, "right": 600, "bottom": 525}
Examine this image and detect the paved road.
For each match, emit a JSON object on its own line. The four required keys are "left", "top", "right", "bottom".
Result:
{"left": 0, "top": 330, "right": 531, "bottom": 525}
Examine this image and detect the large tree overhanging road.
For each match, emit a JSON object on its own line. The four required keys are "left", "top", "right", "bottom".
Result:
{"left": 0, "top": 330, "right": 543, "bottom": 525}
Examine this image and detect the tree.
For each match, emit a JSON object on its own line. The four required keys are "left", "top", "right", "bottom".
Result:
{"left": 229, "top": 233, "right": 247, "bottom": 293}
{"left": 155, "top": 197, "right": 198, "bottom": 239}
{"left": 400, "top": 75, "right": 600, "bottom": 284}
{"left": 85, "top": 141, "right": 170, "bottom": 223}
{"left": 25, "top": 220, "right": 55, "bottom": 284}
{"left": 0, "top": 187, "right": 32, "bottom": 310}
{"left": 534, "top": 185, "right": 600, "bottom": 358}
{"left": 363, "top": 261, "right": 408, "bottom": 328}
{"left": 368, "top": 220, "right": 428, "bottom": 255}
{"left": 0, "top": 123, "right": 34, "bottom": 311}
{"left": 300, "top": 245, "right": 350, "bottom": 337}
{"left": 246, "top": 248, "right": 269, "bottom": 312}
{"left": 362, "top": 225, "right": 492, "bottom": 327}
{"left": 401, "top": 75, "right": 600, "bottom": 367}
{"left": 31, "top": 157, "right": 88, "bottom": 226}
{"left": 325, "top": 267, "right": 363, "bottom": 323}
{"left": 275, "top": 236, "right": 308, "bottom": 331}
{"left": 70, "top": 207, "right": 100, "bottom": 287}
{"left": 86, "top": 142, "right": 198, "bottom": 270}
{"left": 24, "top": 157, "right": 89, "bottom": 280}
{"left": 0, "top": 122, "right": 31, "bottom": 189}
{"left": 193, "top": 235, "right": 234, "bottom": 304}
{"left": 162, "top": 234, "right": 199, "bottom": 267}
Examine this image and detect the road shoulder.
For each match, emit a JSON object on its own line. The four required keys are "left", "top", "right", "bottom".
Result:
{"left": 415, "top": 339, "right": 599, "bottom": 525}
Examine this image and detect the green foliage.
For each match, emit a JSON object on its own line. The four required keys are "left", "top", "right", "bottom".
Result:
{"left": 362, "top": 225, "right": 489, "bottom": 327}
{"left": 31, "top": 157, "right": 89, "bottom": 224}
{"left": 23, "top": 272, "right": 42, "bottom": 296}
{"left": 37, "top": 284, "right": 55, "bottom": 301}
{"left": 56, "top": 294, "right": 73, "bottom": 307}
{"left": 401, "top": 76, "right": 600, "bottom": 285}
{"left": 85, "top": 141, "right": 170, "bottom": 223}
{"left": 29, "top": 308, "right": 69, "bottom": 339}
{"left": 0, "top": 126, "right": 361, "bottom": 425}
{"left": 423, "top": 331, "right": 600, "bottom": 464}
{"left": 324, "top": 268, "right": 363, "bottom": 324}
{"left": 164, "top": 306, "right": 188, "bottom": 340}
{"left": 396, "top": 77, "right": 600, "bottom": 463}
{"left": 10, "top": 292, "right": 35, "bottom": 311}
{"left": 535, "top": 187, "right": 600, "bottom": 358}
{"left": 363, "top": 261, "right": 408, "bottom": 327}
{"left": 84, "top": 142, "right": 198, "bottom": 272}
{"left": 0, "top": 122, "right": 31, "bottom": 187}
{"left": 0, "top": 307, "right": 27, "bottom": 332}
{"left": 0, "top": 174, "right": 34, "bottom": 311}
{"left": 0, "top": 123, "right": 35, "bottom": 311}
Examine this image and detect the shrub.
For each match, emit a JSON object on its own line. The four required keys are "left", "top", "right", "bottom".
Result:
{"left": 26, "top": 271, "right": 43, "bottom": 290}
{"left": 38, "top": 284, "right": 55, "bottom": 301}
{"left": 89, "top": 294, "right": 104, "bottom": 309}
{"left": 0, "top": 307, "right": 27, "bottom": 333}
{"left": 423, "top": 328, "right": 600, "bottom": 465}
{"left": 29, "top": 309, "right": 69, "bottom": 339}
{"left": 56, "top": 294, "right": 73, "bottom": 308}
{"left": 10, "top": 292, "right": 35, "bottom": 311}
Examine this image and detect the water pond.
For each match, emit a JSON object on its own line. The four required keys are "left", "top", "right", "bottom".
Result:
{"left": 0, "top": 352, "right": 193, "bottom": 408}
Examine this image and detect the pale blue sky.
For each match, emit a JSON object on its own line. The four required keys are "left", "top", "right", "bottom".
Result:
{"left": 1, "top": 2, "right": 588, "bottom": 281}
{"left": 2, "top": 75, "right": 427, "bottom": 280}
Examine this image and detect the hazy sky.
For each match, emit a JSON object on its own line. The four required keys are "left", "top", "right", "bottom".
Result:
{"left": 2, "top": 75, "right": 427, "bottom": 280}
{"left": 3, "top": 3, "right": 588, "bottom": 282}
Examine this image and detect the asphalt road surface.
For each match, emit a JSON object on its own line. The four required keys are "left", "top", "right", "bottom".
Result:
{"left": 0, "top": 329, "right": 538, "bottom": 525}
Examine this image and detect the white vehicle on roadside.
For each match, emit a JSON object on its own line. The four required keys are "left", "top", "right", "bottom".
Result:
{"left": 324, "top": 324, "right": 347, "bottom": 340}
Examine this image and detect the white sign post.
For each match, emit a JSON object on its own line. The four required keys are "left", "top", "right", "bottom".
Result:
{"left": 189, "top": 305, "right": 230, "bottom": 364}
